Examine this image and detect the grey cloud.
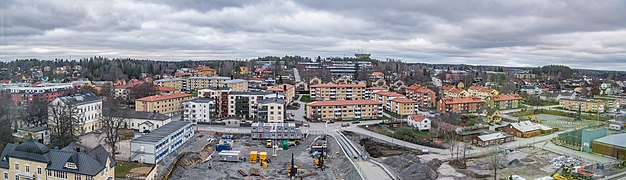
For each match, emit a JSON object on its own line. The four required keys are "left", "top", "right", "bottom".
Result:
{"left": 1, "top": 0, "right": 625, "bottom": 71}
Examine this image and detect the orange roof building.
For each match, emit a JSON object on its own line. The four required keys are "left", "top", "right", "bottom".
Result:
{"left": 305, "top": 100, "right": 383, "bottom": 121}
{"left": 468, "top": 86, "right": 499, "bottom": 99}
{"left": 437, "top": 97, "right": 485, "bottom": 113}
{"left": 309, "top": 83, "right": 366, "bottom": 101}
{"left": 406, "top": 84, "right": 436, "bottom": 108}
{"left": 486, "top": 94, "right": 523, "bottom": 109}
{"left": 135, "top": 93, "right": 194, "bottom": 116}
{"left": 266, "top": 84, "right": 296, "bottom": 103}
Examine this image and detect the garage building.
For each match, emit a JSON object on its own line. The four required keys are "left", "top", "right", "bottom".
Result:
{"left": 592, "top": 133, "right": 626, "bottom": 160}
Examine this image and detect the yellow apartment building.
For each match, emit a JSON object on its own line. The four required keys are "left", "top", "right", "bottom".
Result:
{"left": 153, "top": 78, "right": 185, "bottom": 91}
{"left": 468, "top": 86, "right": 499, "bottom": 99}
{"left": 185, "top": 76, "right": 231, "bottom": 91}
{"left": 486, "top": 94, "right": 523, "bottom": 109}
{"left": 0, "top": 141, "right": 115, "bottom": 180}
{"left": 390, "top": 98, "right": 418, "bottom": 116}
{"left": 136, "top": 93, "right": 194, "bottom": 116}
{"left": 223, "top": 79, "right": 249, "bottom": 91}
{"left": 306, "top": 100, "right": 383, "bottom": 121}
{"left": 560, "top": 99, "right": 609, "bottom": 113}
{"left": 373, "top": 91, "right": 405, "bottom": 110}
{"left": 309, "top": 83, "right": 366, "bottom": 101}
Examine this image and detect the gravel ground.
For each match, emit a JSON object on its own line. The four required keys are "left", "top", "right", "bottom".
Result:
{"left": 169, "top": 134, "right": 359, "bottom": 180}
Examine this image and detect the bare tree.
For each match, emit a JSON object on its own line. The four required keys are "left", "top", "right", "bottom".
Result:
{"left": 127, "top": 83, "right": 157, "bottom": 102}
{"left": 100, "top": 98, "right": 127, "bottom": 159}
{"left": 444, "top": 131, "right": 457, "bottom": 159}
{"left": 21, "top": 98, "right": 48, "bottom": 127}
{"left": 48, "top": 100, "right": 83, "bottom": 147}
{"left": 0, "top": 93, "right": 15, "bottom": 146}
{"left": 487, "top": 146, "right": 503, "bottom": 180}
{"left": 462, "top": 139, "right": 469, "bottom": 165}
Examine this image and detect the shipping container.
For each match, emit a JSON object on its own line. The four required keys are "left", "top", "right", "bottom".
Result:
{"left": 215, "top": 150, "right": 242, "bottom": 162}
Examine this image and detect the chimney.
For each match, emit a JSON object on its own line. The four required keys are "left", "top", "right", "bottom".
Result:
{"left": 230, "top": 75, "right": 233, "bottom": 80}
{"left": 283, "top": 84, "right": 287, "bottom": 91}
{"left": 75, "top": 147, "right": 80, "bottom": 152}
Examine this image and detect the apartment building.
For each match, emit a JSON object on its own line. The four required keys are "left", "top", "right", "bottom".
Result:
{"left": 364, "top": 86, "right": 387, "bottom": 100}
{"left": 305, "top": 100, "right": 383, "bottom": 121}
{"left": 442, "top": 85, "right": 469, "bottom": 98}
{"left": 135, "top": 93, "right": 195, "bottom": 116}
{"left": 130, "top": 121, "right": 194, "bottom": 164}
{"left": 228, "top": 92, "right": 285, "bottom": 120}
{"left": 153, "top": 78, "right": 185, "bottom": 91}
{"left": 373, "top": 91, "right": 404, "bottom": 110}
{"left": 266, "top": 84, "right": 295, "bottom": 103}
{"left": 390, "top": 98, "right": 418, "bottom": 116}
{"left": 48, "top": 93, "right": 102, "bottom": 135}
{"left": 2, "top": 83, "right": 74, "bottom": 106}
{"left": 309, "top": 83, "right": 366, "bottom": 101}
{"left": 437, "top": 97, "right": 485, "bottom": 113}
{"left": 486, "top": 94, "right": 523, "bottom": 109}
{"left": 114, "top": 80, "right": 144, "bottom": 99}
{"left": 560, "top": 99, "right": 609, "bottom": 113}
{"left": 193, "top": 66, "right": 217, "bottom": 76}
{"left": 0, "top": 140, "right": 115, "bottom": 180}
{"left": 405, "top": 85, "right": 436, "bottom": 108}
{"left": 183, "top": 98, "right": 216, "bottom": 125}
{"left": 259, "top": 98, "right": 285, "bottom": 123}
{"left": 223, "top": 79, "right": 249, "bottom": 91}
{"left": 468, "top": 86, "right": 499, "bottom": 99}
{"left": 185, "top": 76, "right": 231, "bottom": 91}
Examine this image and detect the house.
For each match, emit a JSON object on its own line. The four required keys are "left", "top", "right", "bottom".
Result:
{"left": 473, "top": 132, "right": 515, "bottom": 147}
{"left": 442, "top": 86, "right": 469, "bottom": 98}
{"left": 391, "top": 80, "right": 407, "bottom": 91}
{"left": 12, "top": 126, "right": 50, "bottom": 145}
{"left": 499, "top": 121, "right": 556, "bottom": 138}
{"left": 485, "top": 109, "right": 503, "bottom": 124}
{"left": 0, "top": 140, "right": 115, "bottom": 180}
{"left": 308, "top": 77, "right": 322, "bottom": 85}
{"left": 406, "top": 114, "right": 430, "bottom": 131}
{"left": 371, "top": 78, "right": 387, "bottom": 87}
{"left": 239, "top": 66, "right": 250, "bottom": 75}
{"left": 468, "top": 86, "right": 499, "bottom": 99}
{"left": 520, "top": 85, "right": 542, "bottom": 95}
{"left": 486, "top": 94, "right": 523, "bottom": 109}
{"left": 437, "top": 97, "right": 485, "bottom": 113}
{"left": 111, "top": 110, "right": 172, "bottom": 132}
{"left": 259, "top": 98, "right": 286, "bottom": 123}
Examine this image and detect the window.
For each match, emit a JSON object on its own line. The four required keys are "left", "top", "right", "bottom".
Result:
{"left": 75, "top": 174, "right": 82, "bottom": 180}
{"left": 4, "top": 172, "right": 7, "bottom": 180}
{"left": 25, "top": 165, "right": 29, "bottom": 172}
{"left": 14, "top": 163, "right": 18, "bottom": 170}
{"left": 37, "top": 167, "right": 41, "bottom": 175}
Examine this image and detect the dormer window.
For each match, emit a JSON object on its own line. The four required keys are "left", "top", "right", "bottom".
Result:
{"left": 64, "top": 162, "right": 78, "bottom": 170}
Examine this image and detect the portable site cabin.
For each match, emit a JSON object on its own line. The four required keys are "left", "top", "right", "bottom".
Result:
{"left": 250, "top": 151, "right": 258, "bottom": 163}
{"left": 216, "top": 150, "right": 242, "bottom": 162}
{"left": 259, "top": 152, "right": 268, "bottom": 162}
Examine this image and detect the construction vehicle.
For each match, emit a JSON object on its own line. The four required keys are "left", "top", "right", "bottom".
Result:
{"left": 314, "top": 146, "right": 325, "bottom": 171}
{"left": 288, "top": 153, "right": 298, "bottom": 177}
{"left": 249, "top": 151, "right": 258, "bottom": 163}
{"left": 266, "top": 140, "right": 272, "bottom": 148}
{"left": 526, "top": 115, "right": 541, "bottom": 123}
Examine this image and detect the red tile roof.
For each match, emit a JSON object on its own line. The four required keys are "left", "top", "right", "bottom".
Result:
{"left": 409, "top": 114, "right": 427, "bottom": 122}
{"left": 391, "top": 98, "right": 416, "bottom": 103}
{"left": 441, "top": 97, "right": 484, "bottom": 104}
{"left": 267, "top": 84, "right": 294, "bottom": 91}
{"left": 310, "top": 83, "right": 366, "bottom": 88}
{"left": 448, "top": 88, "right": 465, "bottom": 94}
{"left": 115, "top": 81, "right": 144, "bottom": 89}
{"left": 195, "top": 66, "right": 215, "bottom": 71}
{"left": 441, "top": 85, "right": 455, "bottom": 91}
{"left": 375, "top": 91, "right": 404, "bottom": 97}
{"left": 307, "top": 100, "right": 381, "bottom": 106}
{"left": 371, "top": 72, "right": 384, "bottom": 77}
{"left": 468, "top": 86, "right": 495, "bottom": 93}
{"left": 491, "top": 94, "right": 522, "bottom": 101}
{"left": 407, "top": 85, "right": 435, "bottom": 94}
{"left": 136, "top": 93, "right": 193, "bottom": 102}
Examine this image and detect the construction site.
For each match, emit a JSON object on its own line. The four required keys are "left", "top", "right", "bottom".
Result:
{"left": 168, "top": 133, "right": 361, "bottom": 179}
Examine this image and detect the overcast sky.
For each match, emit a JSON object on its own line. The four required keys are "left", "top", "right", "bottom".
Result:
{"left": 1, "top": 0, "right": 625, "bottom": 70}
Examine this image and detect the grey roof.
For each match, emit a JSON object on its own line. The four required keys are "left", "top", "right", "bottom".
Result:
{"left": 112, "top": 110, "right": 170, "bottom": 121}
{"left": 18, "top": 126, "right": 49, "bottom": 132}
{"left": 0, "top": 140, "right": 113, "bottom": 176}
{"left": 230, "top": 91, "right": 274, "bottom": 95}
{"left": 141, "top": 121, "right": 154, "bottom": 127}
{"left": 154, "top": 78, "right": 184, "bottom": 82}
{"left": 206, "top": 87, "right": 231, "bottom": 90}
{"left": 188, "top": 76, "right": 230, "bottom": 80}
{"left": 260, "top": 98, "right": 284, "bottom": 104}
{"left": 594, "top": 133, "right": 626, "bottom": 148}
{"left": 58, "top": 93, "right": 102, "bottom": 106}
{"left": 188, "top": 97, "right": 215, "bottom": 103}
{"left": 224, "top": 79, "right": 247, "bottom": 84}
{"left": 132, "top": 121, "right": 190, "bottom": 144}
{"left": 0, "top": 144, "right": 17, "bottom": 169}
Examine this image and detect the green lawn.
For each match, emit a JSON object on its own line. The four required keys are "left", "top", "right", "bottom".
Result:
{"left": 115, "top": 161, "right": 151, "bottom": 178}
{"left": 511, "top": 109, "right": 611, "bottom": 121}
{"left": 299, "top": 95, "right": 316, "bottom": 102}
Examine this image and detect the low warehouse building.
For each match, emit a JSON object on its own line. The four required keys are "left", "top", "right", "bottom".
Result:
{"left": 592, "top": 133, "right": 626, "bottom": 160}
{"left": 130, "top": 121, "right": 194, "bottom": 164}
{"left": 251, "top": 123, "right": 303, "bottom": 140}
{"left": 472, "top": 132, "right": 515, "bottom": 147}
{"left": 555, "top": 128, "right": 606, "bottom": 152}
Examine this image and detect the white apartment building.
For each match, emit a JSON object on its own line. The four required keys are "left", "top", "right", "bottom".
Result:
{"left": 48, "top": 93, "right": 102, "bottom": 135}
{"left": 183, "top": 98, "right": 216, "bottom": 124}
{"left": 259, "top": 98, "right": 285, "bottom": 123}
{"left": 130, "top": 121, "right": 194, "bottom": 164}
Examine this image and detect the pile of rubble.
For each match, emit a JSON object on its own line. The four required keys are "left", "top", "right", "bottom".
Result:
{"left": 382, "top": 154, "right": 441, "bottom": 180}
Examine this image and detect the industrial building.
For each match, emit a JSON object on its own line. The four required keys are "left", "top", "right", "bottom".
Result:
{"left": 251, "top": 123, "right": 303, "bottom": 140}
{"left": 555, "top": 128, "right": 607, "bottom": 152}
{"left": 592, "top": 133, "right": 626, "bottom": 160}
{"left": 130, "top": 121, "right": 194, "bottom": 164}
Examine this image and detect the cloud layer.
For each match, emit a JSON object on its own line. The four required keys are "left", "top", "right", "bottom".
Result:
{"left": 1, "top": 0, "right": 625, "bottom": 70}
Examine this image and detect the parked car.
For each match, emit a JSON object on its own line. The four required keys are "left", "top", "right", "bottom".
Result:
{"left": 352, "top": 121, "right": 360, "bottom": 124}
{"left": 341, "top": 123, "right": 350, "bottom": 127}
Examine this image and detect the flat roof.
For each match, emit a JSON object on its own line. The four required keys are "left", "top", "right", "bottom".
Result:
{"left": 594, "top": 133, "right": 626, "bottom": 148}
{"left": 131, "top": 121, "right": 190, "bottom": 144}
{"left": 307, "top": 100, "right": 381, "bottom": 107}
{"left": 136, "top": 93, "right": 193, "bottom": 102}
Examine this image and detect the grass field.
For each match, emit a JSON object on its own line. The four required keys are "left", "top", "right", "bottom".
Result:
{"left": 115, "top": 161, "right": 152, "bottom": 178}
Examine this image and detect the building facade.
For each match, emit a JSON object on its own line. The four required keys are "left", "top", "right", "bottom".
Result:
{"left": 0, "top": 140, "right": 115, "bottom": 180}
{"left": 135, "top": 93, "right": 194, "bottom": 116}
{"left": 130, "top": 121, "right": 194, "bottom": 164}
{"left": 153, "top": 78, "right": 185, "bottom": 91}
{"left": 259, "top": 98, "right": 285, "bottom": 123}
{"left": 251, "top": 123, "right": 303, "bottom": 140}
{"left": 48, "top": 93, "right": 103, "bottom": 135}
{"left": 305, "top": 100, "right": 383, "bottom": 121}
{"left": 2, "top": 83, "right": 74, "bottom": 106}
{"left": 592, "top": 134, "right": 626, "bottom": 160}
{"left": 437, "top": 97, "right": 485, "bottom": 113}
{"left": 390, "top": 98, "right": 418, "bottom": 116}
{"left": 183, "top": 98, "right": 216, "bottom": 125}
{"left": 486, "top": 94, "right": 523, "bottom": 109}
{"left": 266, "top": 84, "right": 295, "bottom": 103}
{"left": 560, "top": 99, "right": 608, "bottom": 113}
{"left": 405, "top": 85, "right": 436, "bottom": 109}
{"left": 373, "top": 91, "right": 405, "bottom": 111}
{"left": 309, "top": 83, "right": 366, "bottom": 101}
{"left": 467, "top": 86, "right": 499, "bottom": 99}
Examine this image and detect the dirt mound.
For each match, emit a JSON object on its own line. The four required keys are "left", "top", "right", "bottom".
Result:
{"left": 177, "top": 144, "right": 214, "bottom": 168}
{"left": 358, "top": 137, "right": 413, "bottom": 158}
{"left": 507, "top": 159, "right": 524, "bottom": 167}
{"left": 399, "top": 163, "right": 438, "bottom": 180}
{"left": 383, "top": 155, "right": 419, "bottom": 170}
